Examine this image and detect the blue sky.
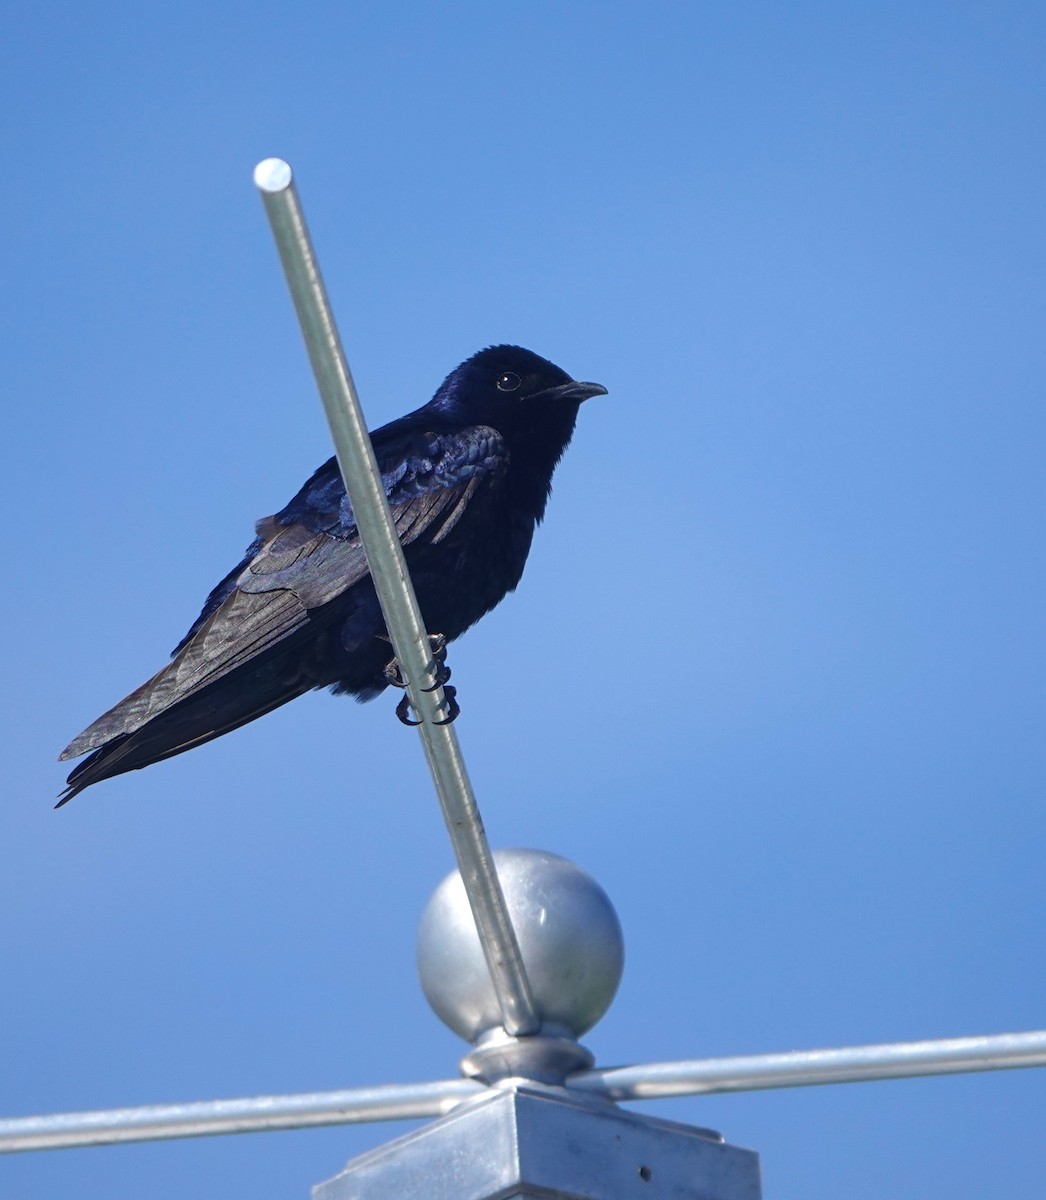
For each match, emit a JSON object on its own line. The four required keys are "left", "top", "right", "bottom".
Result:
{"left": 3, "top": 2, "right": 1044, "bottom": 1196}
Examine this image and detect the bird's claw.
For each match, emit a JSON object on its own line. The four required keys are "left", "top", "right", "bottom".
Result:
{"left": 433, "top": 685, "right": 459, "bottom": 725}
{"left": 384, "top": 633, "right": 450, "bottom": 689}
{"left": 384, "top": 659, "right": 407, "bottom": 689}
{"left": 386, "top": 634, "right": 458, "bottom": 725}
{"left": 395, "top": 694, "right": 422, "bottom": 726}
{"left": 394, "top": 684, "right": 459, "bottom": 726}
{"left": 421, "top": 633, "right": 451, "bottom": 692}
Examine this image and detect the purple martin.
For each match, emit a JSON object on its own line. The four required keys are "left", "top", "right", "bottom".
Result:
{"left": 58, "top": 345, "right": 605, "bottom": 804}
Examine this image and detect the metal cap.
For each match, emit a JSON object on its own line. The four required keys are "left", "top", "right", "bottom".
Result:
{"left": 417, "top": 849, "right": 624, "bottom": 1045}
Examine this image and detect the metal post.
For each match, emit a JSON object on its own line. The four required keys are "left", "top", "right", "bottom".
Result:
{"left": 252, "top": 158, "right": 538, "bottom": 1037}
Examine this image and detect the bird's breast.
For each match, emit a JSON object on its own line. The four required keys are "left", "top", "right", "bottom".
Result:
{"left": 405, "top": 487, "right": 535, "bottom": 643}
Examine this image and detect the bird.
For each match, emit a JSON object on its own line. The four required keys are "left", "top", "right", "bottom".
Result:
{"left": 58, "top": 345, "right": 606, "bottom": 805}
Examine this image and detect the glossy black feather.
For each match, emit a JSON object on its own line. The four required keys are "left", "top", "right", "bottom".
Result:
{"left": 58, "top": 345, "right": 605, "bottom": 804}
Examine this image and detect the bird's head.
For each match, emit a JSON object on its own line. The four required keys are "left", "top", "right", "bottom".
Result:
{"left": 430, "top": 345, "right": 607, "bottom": 440}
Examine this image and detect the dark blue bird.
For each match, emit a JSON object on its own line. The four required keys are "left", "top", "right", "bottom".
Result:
{"left": 58, "top": 345, "right": 605, "bottom": 804}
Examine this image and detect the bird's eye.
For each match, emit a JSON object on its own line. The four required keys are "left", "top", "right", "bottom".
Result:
{"left": 496, "top": 371, "right": 522, "bottom": 392}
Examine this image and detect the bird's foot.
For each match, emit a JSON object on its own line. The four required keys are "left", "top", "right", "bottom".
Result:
{"left": 385, "top": 634, "right": 459, "bottom": 725}
{"left": 421, "top": 633, "right": 451, "bottom": 692}
{"left": 383, "top": 633, "right": 451, "bottom": 689}
{"left": 394, "top": 684, "right": 458, "bottom": 726}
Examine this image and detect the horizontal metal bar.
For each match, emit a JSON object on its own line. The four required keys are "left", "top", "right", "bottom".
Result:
{"left": 0, "top": 1080, "right": 482, "bottom": 1154}
{"left": 252, "top": 158, "right": 538, "bottom": 1037}
{"left": 5, "top": 1029, "right": 1043, "bottom": 1154}
{"left": 569, "top": 1029, "right": 1046, "bottom": 1100}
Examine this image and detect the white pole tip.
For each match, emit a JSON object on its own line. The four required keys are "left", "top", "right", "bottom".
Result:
{"left": 253, "top": 158, "right": 293, "bottom": 193}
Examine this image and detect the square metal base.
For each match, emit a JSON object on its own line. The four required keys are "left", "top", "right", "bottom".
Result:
{"left": 314, "top": 1085, "right": 761, "bottom": 1200}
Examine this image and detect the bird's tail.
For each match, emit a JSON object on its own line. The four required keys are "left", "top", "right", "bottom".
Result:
{"left": 57, "top": 651, "right": 319, "bottom": 806}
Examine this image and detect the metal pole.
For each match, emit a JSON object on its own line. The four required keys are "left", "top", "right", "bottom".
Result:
{"left": 4, "top": 1029, "right": 1044, "bottom": 1153}
{"left": 570, "top": 1028, "right": 1046, "bottom": 1100}
{"left": 0, "top": 1080, "right": 480, "bottom": 1154}
{"left": 252, "top": 158, "right": 538, "bottom": 1037}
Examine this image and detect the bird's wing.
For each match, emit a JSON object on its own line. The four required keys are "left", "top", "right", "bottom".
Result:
{"left": 60, "top": 427, "right": 506, "bottom": 759}
{"left": 230, "top": 423, "right": 505, "bottom": 613}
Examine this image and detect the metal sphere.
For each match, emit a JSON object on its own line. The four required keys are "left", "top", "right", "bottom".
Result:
{"left": 417, "top": 848, "right": 624, "bottom": 1044}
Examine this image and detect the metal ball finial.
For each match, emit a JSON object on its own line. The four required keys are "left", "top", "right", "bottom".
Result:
{"left": 417, "top": 849, "right": 624, "bottom": 1045}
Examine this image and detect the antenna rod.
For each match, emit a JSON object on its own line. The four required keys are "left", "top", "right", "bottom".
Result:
{"left": 0, "top": 1080, "right": 480, "bottom": 1154}
{"left": 4, "top": 1028, "right": 1043, "bottom": 1152}
{"left": 252, "top": 159, "right": 538, "bottom": 1037}
{"left": 571, "top": 1028, "right": 1046, "bottom": 1099}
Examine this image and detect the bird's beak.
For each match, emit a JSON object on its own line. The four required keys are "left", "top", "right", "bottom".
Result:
{"left": 545, "top": 380, "right": 608, "bottom": 403}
